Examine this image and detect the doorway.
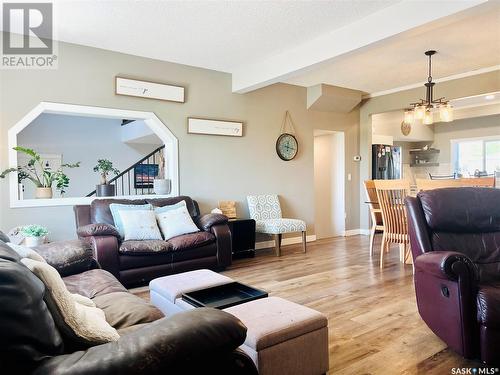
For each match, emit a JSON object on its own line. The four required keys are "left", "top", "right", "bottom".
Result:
{"left": 314, "top": 130, "right": 346, "bottom": 239}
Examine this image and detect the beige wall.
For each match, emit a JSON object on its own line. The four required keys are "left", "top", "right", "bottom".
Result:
{"left": 359, "top": 70, "right": 500, "bottom": 229}
{"left": 0, "top": 39, "right": 360, "bottom": 240}
{"left": 372, "top": 111, "right": 434, "bottom": 142}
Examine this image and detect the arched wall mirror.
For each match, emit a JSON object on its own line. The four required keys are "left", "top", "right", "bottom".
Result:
{"left": 6, "top": 102, "right": 179, "bottom": 208}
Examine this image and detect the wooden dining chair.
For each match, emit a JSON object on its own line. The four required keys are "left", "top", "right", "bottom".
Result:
{"left": 417, "top": 177, "right": 495, "bottom": 191}
{"left": 374, "top": 179, "right": 411, "bottom": 269}
{"left": 416, "top": 178, "right": 461, "bottom": 191}
{"left": 363, "top": 180, "right": 384, "bottom": 257}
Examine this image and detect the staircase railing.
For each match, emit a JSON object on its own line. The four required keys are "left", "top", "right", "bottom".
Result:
{"left": 86, "top": 145, "right": 165, "bottom": 197}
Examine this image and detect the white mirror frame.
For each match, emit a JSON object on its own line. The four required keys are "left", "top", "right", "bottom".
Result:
{"left": 7, "top": 102, "right": 179, "bottom": 208}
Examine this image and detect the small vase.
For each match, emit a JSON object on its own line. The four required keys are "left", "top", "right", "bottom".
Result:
{"left": 35, "top": 187, "right": 53, "bottom": 199}
{"left": 25, "top": 236, "right": 44, "bottom": 248}
{"left": 153, "top": 179, "right": 171, "bottom": 195}
{"left": 96, "top": 184, "right": 116, "bottom": 197}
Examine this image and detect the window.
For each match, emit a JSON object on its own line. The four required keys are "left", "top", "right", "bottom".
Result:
{"left": 453, "top": 137, "right": 500, "bottom": 176}
{"left": 486, "top": 140, "right": 500, "bottom": 173}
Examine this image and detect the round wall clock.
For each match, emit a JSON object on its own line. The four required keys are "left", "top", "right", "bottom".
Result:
{"left": 276, "top": 133, "right": 298, "bottom": 161}
{"left": 401, "top": 121, "right": 411, "bottom": 136}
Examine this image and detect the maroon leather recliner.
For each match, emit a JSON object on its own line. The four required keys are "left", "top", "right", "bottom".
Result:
{"left": 406, "top": 187, "right": 500, "bottom": 364}
{"left": 74, "top": 196, "right": 232, "bottom": 287}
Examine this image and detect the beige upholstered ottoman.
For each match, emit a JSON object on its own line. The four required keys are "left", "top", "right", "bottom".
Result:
{"left": 224, "top": 297, "right": 329, "bottom": 375}
{"left": 149, "top": 269, "right": 233, "bottom": 315}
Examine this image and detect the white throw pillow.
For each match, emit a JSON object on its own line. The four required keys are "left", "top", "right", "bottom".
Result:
{"left": 153, "top": 200, "right": 186, "bottom": 214}
{"left": 21, "top": 258, "right": 119, "bottom": 344}
{"left": 6, "top": 242, "right": 46, "bottom": 262}
{"left": 156, "top": 205, "right": 200, "bottom": 240}
{"left": 119, "top": 210, "right": 163, "bottom": 241}
{"left": 109, "top": 203, "right": 152, "bottom": 238}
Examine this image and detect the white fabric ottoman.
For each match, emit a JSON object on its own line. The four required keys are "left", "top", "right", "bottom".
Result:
{"left": 224, "top": 297, "right": 329, "bottom": 375}
{"left": 149, "top": 270, "right": 329, "bottom": 374}
{"left": 149, "top": 269, "right": 233, "bottom": 315}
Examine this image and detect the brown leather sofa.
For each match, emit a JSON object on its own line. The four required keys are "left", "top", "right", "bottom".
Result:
{"left": 406, "top": 187, "right": 500, "bottom": 365}
{"left": 74, "top": 196, "right": 232, "bottom": 287}
{"left": 0, "top": 235, "right": 257, "bottom": 374}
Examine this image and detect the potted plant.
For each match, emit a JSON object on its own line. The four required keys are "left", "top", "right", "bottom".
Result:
{"left": 153, "top": 151, "right": 171, "bottom": 195}
{"left": 93, "top": 159, "right": 120, "bottom": 197}
{"left": 21, "top": 224, "right": 49, "bottom": 247}
{"left": 0, "top": 147, "right": 80, "bottom": 199}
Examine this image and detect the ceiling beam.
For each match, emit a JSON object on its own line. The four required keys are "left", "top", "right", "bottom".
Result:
{"left": 231, "top": 0, "right": 488, "bottom": 94}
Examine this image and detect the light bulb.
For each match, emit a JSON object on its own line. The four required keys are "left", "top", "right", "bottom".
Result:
{"left": 404, "top": 109, "right": 414, "bottom": 124}
{"left": 423, "top": 109, "right": 433, "bottom": 125}
{"left": 414, "top": 105, "right": 425, "bottom": 120}
{"left": 439, "top": 103, "right": 453, "bottom": 122}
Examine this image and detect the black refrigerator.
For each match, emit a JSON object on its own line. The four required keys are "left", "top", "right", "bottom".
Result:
{"left": 372, "top": 144, "right": 402, "bottom": 180}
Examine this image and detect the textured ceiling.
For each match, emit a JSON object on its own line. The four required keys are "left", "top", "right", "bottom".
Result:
{"left": 285, "top": 4, "right": 500, "bottom": 93}
{"left": 46, "top": 0, "right": 400, "bottom": 72}
{"left": 1, "top": 0, "right": 494, "bottom": 95}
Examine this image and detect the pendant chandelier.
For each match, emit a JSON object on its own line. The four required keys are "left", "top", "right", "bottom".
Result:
{"left": 404, "top": 50, "right": 453, "bottom": 126}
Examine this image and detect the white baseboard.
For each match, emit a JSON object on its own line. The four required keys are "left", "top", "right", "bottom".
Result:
{"left": 343, "top": 229, "right": 370, "bottom": 236}
{"left": 255, "top": 230, "right": 369, "bottom": 249}
{"left": 255, "top": 235, "right": 317, "bottom": 250}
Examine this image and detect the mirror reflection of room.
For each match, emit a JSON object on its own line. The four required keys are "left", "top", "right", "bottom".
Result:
{"left": 16, "top": 113, "right": 163, "bottom": 199}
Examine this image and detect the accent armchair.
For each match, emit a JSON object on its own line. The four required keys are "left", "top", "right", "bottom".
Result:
{"left": 406, "top": 187, "right": 500, "bottom": 364}
{"left": 247, "top": 194, "right": 306, "bottom": 256}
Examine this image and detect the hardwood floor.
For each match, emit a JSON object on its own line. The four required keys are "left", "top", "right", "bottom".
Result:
{"left": 222, "top": 235, "right": 480, "bottom": 375}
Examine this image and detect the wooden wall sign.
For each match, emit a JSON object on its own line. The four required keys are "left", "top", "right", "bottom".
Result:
{"left": 115, "top": 77, "right": 185, "bottom": 103}
{"left": 187, "top": 117, "right": 243, "bottom": 137}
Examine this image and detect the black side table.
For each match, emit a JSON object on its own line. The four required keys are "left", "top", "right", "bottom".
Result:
{"left": 227, "top": 218, "right": 256, "bottom": 259}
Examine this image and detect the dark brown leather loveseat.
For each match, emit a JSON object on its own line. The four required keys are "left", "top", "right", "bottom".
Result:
{"left": 74, "top": 196, "right": 232, "bottom": 287}
{"left": 0, "top": 234, "right": 257, "bottom": 374}
{"left": 406, "top": 187, "right": 500, "bottom": 365}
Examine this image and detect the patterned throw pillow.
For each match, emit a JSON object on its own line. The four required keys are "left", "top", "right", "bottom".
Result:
{"left": 118, "top": 210, "right": 163, "bottom": 241}
{"left": 156, "top": 205, "right": 200, "bottom": 240}
{"left": 109, "top": 203, "right": 152, "bottom": 238}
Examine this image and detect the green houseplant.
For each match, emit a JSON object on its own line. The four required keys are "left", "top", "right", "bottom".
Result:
{"left": 93, "top": 159, "right": 120, "bottom": 197}
{"left": 0, "top": 147, "right": 80, "bottom": 199}
{"left": 21, "top": 224, "right": 49, "bottom": 247}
